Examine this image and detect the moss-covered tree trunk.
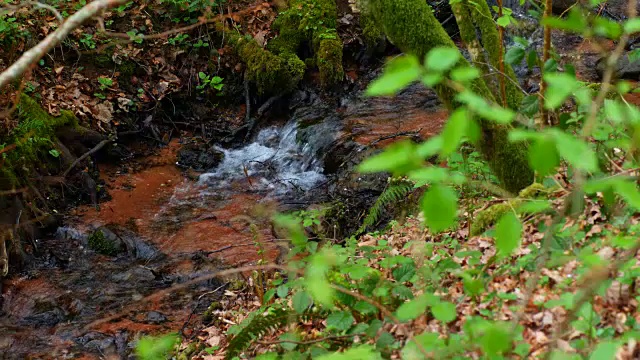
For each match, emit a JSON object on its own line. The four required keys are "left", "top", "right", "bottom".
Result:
{"left": 368, "top": 0, "right": 533, "bottom": 193}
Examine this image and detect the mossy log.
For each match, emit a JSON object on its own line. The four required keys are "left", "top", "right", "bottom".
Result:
{"left": 368, "top": 0, "right": 534, "bottom": 193}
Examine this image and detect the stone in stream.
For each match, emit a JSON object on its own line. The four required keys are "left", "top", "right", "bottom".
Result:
{"left": 596, "top": 53, "right": 640, "bottom": 80}
{"left": 145, "top": 311, "right": 168, "bottom": 324}
{"left": 176, "top": 143, "right": 225, "bottom": 172}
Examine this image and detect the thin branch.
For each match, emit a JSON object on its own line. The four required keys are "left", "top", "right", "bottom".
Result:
{"left": 62, "top": 138, "right": 112, "bottom": 177}
{"left": 256, "top": 334, "right": 363, "bottom": 346}
{"left": 1, "top": 1, "right": 64, "bottom": 22}
{"left": 0, "top": 0, "right": 127, "bottom": 90}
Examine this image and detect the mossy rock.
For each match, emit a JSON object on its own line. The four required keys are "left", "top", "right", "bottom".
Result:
{"left": 234, "top": 35, "right": 305, "bottom": 95}
{"left": 316, "top": 37, "right": 344, "bottom": 86}
{"left": 87, "top": 227, "right": 125, "bottom": 256}
{"left": 1, "top": 95, "right": 78, "bottom": 189}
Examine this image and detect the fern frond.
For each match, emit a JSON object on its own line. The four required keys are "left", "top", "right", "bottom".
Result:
{"left": 357, "top": 182, "right": 414, "bottom": 235}
{"left": 225, "top": 306, "right": 326, "bottom": 359}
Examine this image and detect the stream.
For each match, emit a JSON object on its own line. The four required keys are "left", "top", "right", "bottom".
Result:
{"left": 0, "top": 83, "right": 449, "bottom": 359}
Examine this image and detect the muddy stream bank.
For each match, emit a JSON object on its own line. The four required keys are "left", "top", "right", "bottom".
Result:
{"left": 0, "top": 82, "right": 448, "bottom": 359}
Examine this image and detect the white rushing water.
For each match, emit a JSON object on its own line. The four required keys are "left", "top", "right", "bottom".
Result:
{"left": 198, "top": 120, "right": 326, "bottom": 194}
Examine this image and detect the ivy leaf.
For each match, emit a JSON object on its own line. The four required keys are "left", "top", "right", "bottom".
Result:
{"left": 292, "top": 291, "right": 313, "bottom": 314}
{"left": 441, "top": 108, "right": 469, "bottom": 156}
{"left": 326, "top": 311, "right": 355, "bottom": 331}
{"left": 420, "top": 185, "right": 458, "bottom": 232}
{"left": 550, "top": 129, "right": 598, "bottom": 172}
{"left": 431, "top": 301, "right": 457, "bottom": 323}
{"left": 505, "top": 47, "right": 525, "bottom": 65}
{"left": 354, "top": 301, "right": 378, "bottom": 315}
{"left": 366, "top": 55, "right": 421, "bottom": 96}
{"left": 396, "top": 295, "right": 429, "bottom": 322}
{"left": 479, "top": 323, "right": 512, "bottom": 355}
{"left": 495, "top": 212, "right": 522, "bottom": 258}
{"left": 528, "top": 138, "right": 559, "bottom": 176}
{"left": 425, "top": 47, "right": 461, "bottom": 72}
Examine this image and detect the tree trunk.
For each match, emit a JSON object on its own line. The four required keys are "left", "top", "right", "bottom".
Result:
{"left": 368, "top": 0, "right": 534, "bottom": 193}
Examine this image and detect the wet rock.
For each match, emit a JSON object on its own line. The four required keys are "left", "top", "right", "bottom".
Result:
{"left": 21, "top": 307, "right": 66, "bottom": 327}
{"left": 87, "top": 227, "right": 125, "bottom": 256}
{"left": 146, "top": 311, "right": 168, "bottom": 324}
{"left": 78, "top": 332, "right": 117, "bottom": 354}
{"left": 177, "top": 143, "right": 225, "bottom": 172}
{"left": 596, "top": 53, "right": 640, "bottom": 80}
{"left": 111, "top": 266, "right": 156, "bottom": 283}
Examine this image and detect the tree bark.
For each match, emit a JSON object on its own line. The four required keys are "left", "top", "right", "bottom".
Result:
{"left": 368, "top": 0, "right": 534, "bottom": 193}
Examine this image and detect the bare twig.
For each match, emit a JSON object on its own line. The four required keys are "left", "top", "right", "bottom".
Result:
{"left": 0, "top": 0, "right": 128, "bottom": 90}
{"left": 257, "top": 334, "right": 363, "bottom": 346}
{"left": 1, "top": 1, "right": 64, "bottom": 22}
{"left": 62, "top": 138, "right": 112, "bottom": 177}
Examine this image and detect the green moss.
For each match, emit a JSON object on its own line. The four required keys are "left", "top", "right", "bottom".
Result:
{"left": 87, "top": 229, "right": 123, "bottom": 256}
{"left": 470, "top": 183, "right": 547, "bottom": 235}
{"left": 94, "top": 54, "right": 113, "bottom": 68}
{"left": 360, "top": 11, "right": 384, "bottom": 49}
{"left": 0, "top": 95, "right": 78, "bottom": 187}
{"left": 267, "top": 0, "right": 344, "bottom": 88}
{"left": 119, "top": 60, "right": 137, "bottom": 77}
{"left": 369, "top": 0, "right": 534, "bottom": 193}
{"left": 230, "top": 33, "right": 305, "bottom": 95}
{"left": 316, "top": 37, "right": 344, "bottom": 86}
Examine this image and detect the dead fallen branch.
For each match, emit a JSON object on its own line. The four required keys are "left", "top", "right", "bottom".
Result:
{"left": 0, "top": 0, "right": 128, "bottom": 90}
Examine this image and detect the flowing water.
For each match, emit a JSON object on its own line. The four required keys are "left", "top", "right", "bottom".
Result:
{"left": 0, "top": 83, "right": 447, "bottom": 359}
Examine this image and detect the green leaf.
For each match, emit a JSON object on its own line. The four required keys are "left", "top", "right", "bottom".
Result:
{"left": 528, "top": 138, "right": 559, "bottom": 176}
{"left": 306, "top": 251, "right": 335, "bottom": 307}
{"left": 479, "top": 323, "right": 512, "bottom": 355}
{"left": 425, "top": 47, "right": 461, "bottom": 72}
{"left": 407, "top": 167, "right": 450, "bottom": 186}
{"left": 393, "top": 262, "right": 416, "bottom": 283}
{"left": 543, "top": 72, "right": 580, "bottom": 109}
{"left": 615, "top": 180, "right": 640, "bottom": 211}
{"left": 450, "top": 66, "right": 480, "bottom": 82}
{"left": 505, "top": 47, "right": 525, "bottom": 65}
{"left": 541, "top": 9, "right": 587, "bottom": 33}
{"left": 326, "top": 311, "right": 355, "bottom": 331}
{"left": 422, "top": 73, "right": 443, "bottom": 87}
{"left": 456, "top": 91, "right": 515, "bottom": 123}
{"left": 518, "top": 200, "right": 552, "bottom": 214}
{"left": 279, "top": 332, "right": 301, "bottom": 351}
{"left": 354, "top": 301, "right": 378, "bottom": 315}
{"left": 366, "top": 55, "right": 421, "bottom": 96}
{"left": 198, "top": 71, "right": 207, "bottom": 80}
{"left": 520, "top": 95, "right": 540, "bottom": 117}
{"left": 135, "top": 333, "right": 179, "bottom": 360}
{"left": 292, "top": 291, "right": 313, "bottom": 314}
{"left": 431, "top": 301, "right": 457, "bottom": 323}
{"left": 550, "top": 129, "right": 598, "bottom": 172}
{"left": 594, "top": 17, "right": 622, "bottom": 39}
{"left": 316, "top": 345, "right": 381, "bottom": 360}
{"left": 629, "top": 49, "right": 640, "bottom": 63}
{"left": 496, "top": 15, "right": 511, "bottom": 27}
{"left": 420, "top": 185, "right": 458, "bottom": 232}
{"left": 527, "top": 49, "right": 539, "bottom": 69}
{"left": 625, "top": 18, "right": 640, "bottom": 34}
{"left": 358, "top": 141, "right": 418, "bottom": 174}
{"left": 396, "top": 295, "right": 429, "bottom": 322}
{"left": 441, "top": 108, "right": 469, "bottom": 156}
{"left": 495, "top": 212, "right": 522, "bottom": 257}
{"left": 588, "top": 341, "right": 619, "bottom": 360}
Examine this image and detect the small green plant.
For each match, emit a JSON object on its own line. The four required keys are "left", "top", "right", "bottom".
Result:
{"left": 193, "top": 39, "right": 209, "bottom": 48}
{"left": 168, "top": 33, "right": 189, "bottom": 45}
{"left": 79, "top": 33, "right": 96, "bottom": 49}
{"left": 97, "top": 77, "right": 113, "bottom": 91}
{"left": 135, "top": 333, "right": 180, "bottom": 360}
{"left": 197, "top": 72, "right": 224, "bottom": 93}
